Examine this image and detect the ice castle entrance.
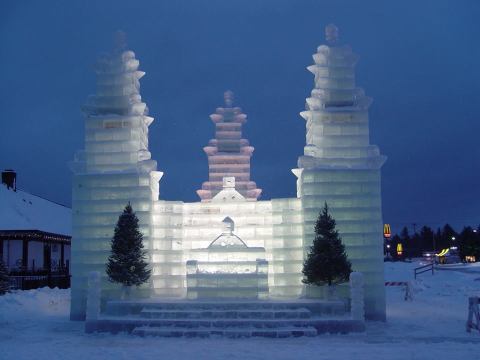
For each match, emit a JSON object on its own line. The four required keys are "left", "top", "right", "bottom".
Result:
{"left": 186, "top": 217, "right": 269, "bottom": 299}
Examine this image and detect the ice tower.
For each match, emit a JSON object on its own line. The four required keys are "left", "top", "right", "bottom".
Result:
{"left": 70, "top": 33, "right": 162, "bottom": 320}
{"left": 293, "top": 24, "right": 387, "bottom": 320}
{"left": 197, "top": 91, "right": 262, "bottom": 201}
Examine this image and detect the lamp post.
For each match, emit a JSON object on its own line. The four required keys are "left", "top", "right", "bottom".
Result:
{"left": 432, "top": 233, "right": 436, "bottom": 264}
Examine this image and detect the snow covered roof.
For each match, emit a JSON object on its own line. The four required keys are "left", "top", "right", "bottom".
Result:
{"left": 0, "top": 185, "right": 71, "bottom": 236}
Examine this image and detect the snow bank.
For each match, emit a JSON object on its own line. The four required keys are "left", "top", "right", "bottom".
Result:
{"left": 0, "top": 287, "right": 69, "bottom": 323}
{"left": 381, "top": 260, "right": 480, "bottom": 340}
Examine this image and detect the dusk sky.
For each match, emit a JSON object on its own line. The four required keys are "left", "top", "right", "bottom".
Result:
{"left": 1, "top": 0, "right": 479, "bottom": 233}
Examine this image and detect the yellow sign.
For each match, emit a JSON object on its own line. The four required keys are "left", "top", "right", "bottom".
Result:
{"left": 397, "top": 243, "right": 403, "bottom": 256}
{"left": 384, "top": 224, "right": 391, "bottom": 238}
{"left": 436, "top": 248, "right": 449, "bottom": 257}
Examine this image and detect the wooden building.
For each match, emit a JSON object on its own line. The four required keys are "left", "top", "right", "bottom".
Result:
{"left": 0, "top": 170, "right": 72, "bottom": 289}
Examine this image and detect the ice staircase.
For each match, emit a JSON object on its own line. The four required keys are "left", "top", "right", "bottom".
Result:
{"left": 87, "top": 300, "right": 365, "bottom": 337}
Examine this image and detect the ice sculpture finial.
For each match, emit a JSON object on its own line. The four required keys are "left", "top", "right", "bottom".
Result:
{"left": 114, "top": 30, "right": 127, "bottom": 52}
{"left": 224, "top": 90, "right": 234, "bottom": 107}
{"left": 325, "top": 24, "right": 339, "bottom": 45}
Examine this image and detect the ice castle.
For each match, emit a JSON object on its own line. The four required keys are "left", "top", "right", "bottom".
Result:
{"left": 70, "top": 25, "right": 387, "bottom": 321}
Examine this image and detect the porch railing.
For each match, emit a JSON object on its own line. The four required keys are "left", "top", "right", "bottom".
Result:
{"left": 8, "top": 269, "right": 71, "bottom": 290}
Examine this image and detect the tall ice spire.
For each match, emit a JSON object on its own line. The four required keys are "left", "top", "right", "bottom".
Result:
{"left": 294, "top": 25, "right": 387, "bottom": 320}
{"left": 197, "top": 91, "right": 261, "bottom": 201}
{"left": 70, "top": 33, "right": 162, "bottom": 320}
{"left": 74, "top": 31, "right": 157, "bottom": 175}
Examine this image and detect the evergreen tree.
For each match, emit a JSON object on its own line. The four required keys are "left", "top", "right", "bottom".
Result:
{"left": 410, "top": 232, "right": 421, "bottom": 258}
{"left": 458, "top": 226, "right": 480, "bottom": 261}
{"left": 400, "top": 226, "right": 410, "bottom": 241}
{"left": 419, "top": 226, "right": 434, "bottom": 253}
{"left": 0, "top": 260, "right": 10, "bottom": 295}
{"left": 435, "top": 228, "right": 442, "bottom": 252}
{"left": 439, "top": 224, "right": 457, "bottom": 250}
{"left": 106, "top": 203, "right": 151, "bottom": 287}
{"left": 302, "top": 203, "right": 352, "bottom": 286}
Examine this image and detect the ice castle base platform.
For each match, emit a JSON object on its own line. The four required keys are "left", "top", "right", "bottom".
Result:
{"left": 86, "top": 298, "right": 365, "bottom": 337}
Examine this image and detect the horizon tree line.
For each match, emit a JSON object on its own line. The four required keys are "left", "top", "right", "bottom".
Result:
{"left": 386, "top": 224, "right": 480, "bottom": 261}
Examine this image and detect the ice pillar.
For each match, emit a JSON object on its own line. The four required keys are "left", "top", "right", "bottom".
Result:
{"left": 70, "top": 33, "right": 162, "bottom": 319}
{"left": 294, "top": 25, "right": 386, "bottom": 320}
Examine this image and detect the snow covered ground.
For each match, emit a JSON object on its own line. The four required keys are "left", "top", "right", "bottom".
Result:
{"left": 1, "top": 261, "right": 479, "bottom": 360}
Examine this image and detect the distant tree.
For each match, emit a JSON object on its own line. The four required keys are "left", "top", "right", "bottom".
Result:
{"left": 442, "top": 224, "right": 458, "bottom": 248}
{"left": 400, "top": 226, "right": 410, "bottom": 241}
{"left": 302, "top": 203, "right": 352, "bottom": 287}
{"left": 106, "top": 203, "right": 151, "bottom": 296}
{"left": 458, "top": 226, "right": 480, "bottom": 261}
{"left": 435, "top": 228, "right": 442, "bottom": 252}
{"left": 0, "top": 261, "right": 9, "bottom": 295}
{"left": 419, "top": 226, "right": 434, "bottom": 253}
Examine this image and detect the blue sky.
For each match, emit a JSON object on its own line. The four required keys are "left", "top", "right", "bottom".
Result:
{"left": 1, "top": 0, "right": 479, "bottom": 233}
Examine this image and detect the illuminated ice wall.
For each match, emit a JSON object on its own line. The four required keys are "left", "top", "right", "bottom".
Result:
{"left": 293, "top": 24, "right": 386, "bottom": 320}
{"left": 150, "top": 193, "right": 304, "bottom": 299}
{"left": 70, "top": 35, "right": 162, "bottom": 320}
{"left": 197, "top": 91, "right": 261, "bottom": 201}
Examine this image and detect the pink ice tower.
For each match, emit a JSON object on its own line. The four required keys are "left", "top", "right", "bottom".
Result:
{"left": 197, "top": 91, "right": 262, "bottom": 201}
